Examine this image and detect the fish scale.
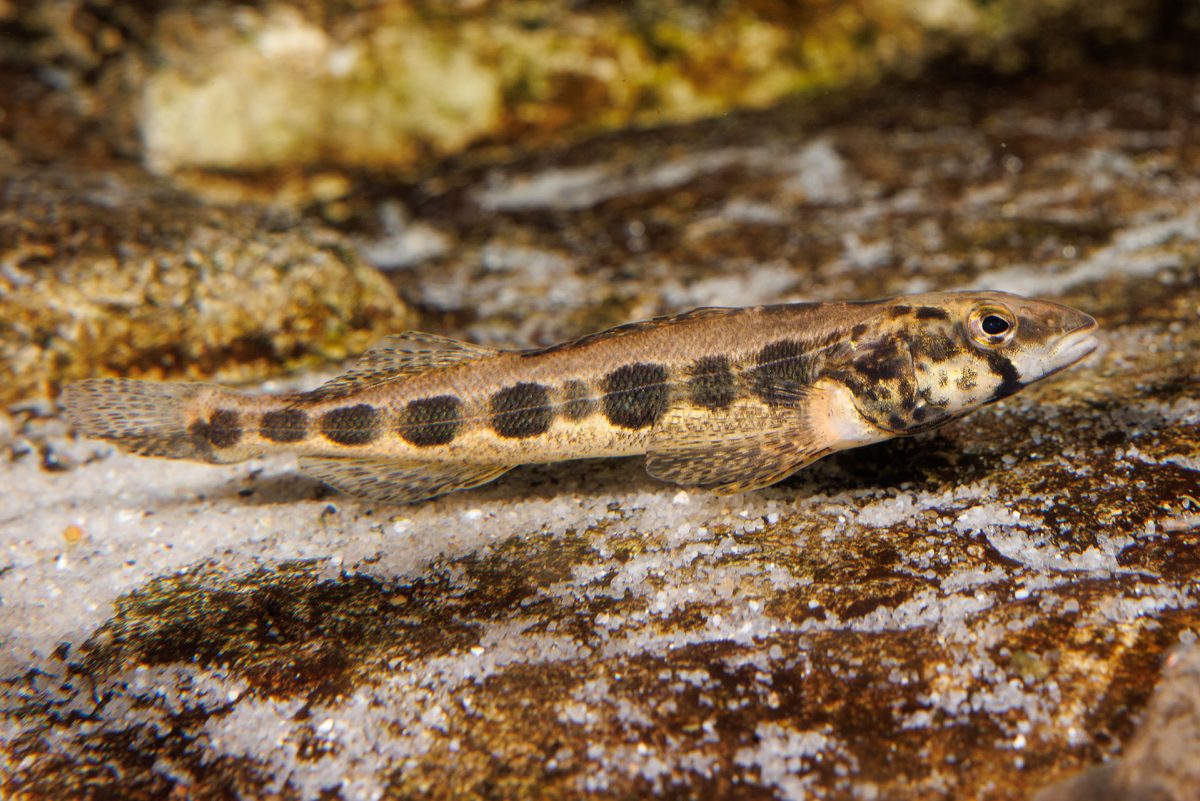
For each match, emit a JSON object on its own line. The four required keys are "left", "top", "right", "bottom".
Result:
{"left": 62, "top": 290, "right": 1099, "bottom": 503}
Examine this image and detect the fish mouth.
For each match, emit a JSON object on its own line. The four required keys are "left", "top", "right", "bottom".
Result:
{"left": 1044, "top": 317, "right": 1099, "bottom": 377}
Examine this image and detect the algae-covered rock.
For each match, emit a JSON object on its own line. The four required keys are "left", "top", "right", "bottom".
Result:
{"left": 0, "top": 163, "right": 411, "bottom": 404}
{"left": 7, "top": 0, "right": 1170, "bottom": 179}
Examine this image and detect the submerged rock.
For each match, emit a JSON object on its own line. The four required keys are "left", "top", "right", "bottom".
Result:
{"left": 1, "top": 39, "right": 1199, "bottom": 801}
{"left": 0, "top": 162, "right": 411, "bottom": 404}
{"left": 5, "top": 0, "right": 1175, "bottom": 179}
{"left": 1033, "top": 644, "right": 1200, "bottom": 801}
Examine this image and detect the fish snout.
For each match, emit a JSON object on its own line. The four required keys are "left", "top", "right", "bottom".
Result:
{"left": 1047, "top": 315, "right": 1099, "bottom": 373}
{"left": 1064, "top": 309, "right": 1099, "bottom": 336}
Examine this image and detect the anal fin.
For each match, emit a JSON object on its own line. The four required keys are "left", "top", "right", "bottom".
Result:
{"left": 300, "top": 332, "right": 502, "bottom": 403}
{"left": 300, "top": 456, "right": 512, "bottom": 504}
{"left": 646, "top": 385, "right": 850, "bottom": 495}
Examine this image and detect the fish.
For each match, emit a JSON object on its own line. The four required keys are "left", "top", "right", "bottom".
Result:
{"left": 62, "top": 290, "right": 1099, "bottom": 504}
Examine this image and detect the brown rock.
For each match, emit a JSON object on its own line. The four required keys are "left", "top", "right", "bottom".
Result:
{"left": 0, "top": 162, "right": 410, "bottom": 404}
{"left": 5, "top": 0, "right": 1176, "bottom": 180}
{"left": 1032, "top": 645, "right": 1200, "bottom": 801}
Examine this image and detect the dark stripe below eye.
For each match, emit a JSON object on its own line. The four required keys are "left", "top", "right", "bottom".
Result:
{"left": 983, "top": 350, "right": 1022, "bottom": 400}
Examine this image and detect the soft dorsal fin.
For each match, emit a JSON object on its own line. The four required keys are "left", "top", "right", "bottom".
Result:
{"left": 299, "top": 332, "right": 501, "bottom": 403}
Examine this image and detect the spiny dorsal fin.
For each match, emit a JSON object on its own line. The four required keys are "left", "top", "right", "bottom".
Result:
{"left": 645, "top": 386, "right": 834, "bottom": 494}
{"left": 299, "top": 332, "right": 501, "bottom": 403}
{"left": 299, "top": 456, "right": 511, "bottom": 504}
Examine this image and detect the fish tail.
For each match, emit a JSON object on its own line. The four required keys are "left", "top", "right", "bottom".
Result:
{"left": 62, "top": 378, "right": 238, "bottom": 463}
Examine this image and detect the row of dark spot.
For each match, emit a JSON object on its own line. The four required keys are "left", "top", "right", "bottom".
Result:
{"left": 193, "top": 338, "right": 822, "bottom": 450}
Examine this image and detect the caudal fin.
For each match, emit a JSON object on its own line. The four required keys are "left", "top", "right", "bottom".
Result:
{"left": 62, "top": 378, "right": 220, "bottom": 461}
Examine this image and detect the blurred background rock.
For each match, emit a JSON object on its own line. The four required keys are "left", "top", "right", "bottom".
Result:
{"left": 3, "top": 0, "right": 1196, "bottom": 178}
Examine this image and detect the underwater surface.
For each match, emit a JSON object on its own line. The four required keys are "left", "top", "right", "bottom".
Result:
{"left": 2, "top": 2, "right": 1199, "bottom": 799}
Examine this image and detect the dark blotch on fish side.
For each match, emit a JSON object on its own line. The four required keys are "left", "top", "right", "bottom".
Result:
{"left": 400, "top": 395, "right": 462, "bottom": 447}
{"left": 187, "top": 420, "right": 212, "bottom": 454}
{"left": 889, "top": 305, "right": 913, "bottom": 318}
{"left": 752, "top": 339, "right": 815, "bottom": 406}
{"left": 206, "top": 408, "right": 243, "bottom": 448}
{"left": 603, "top": 363, "right": 669, "bottom": 429}
{"left": 321, "top": 404, "right": 381, "bottom": 446}
{"left": 491, "top": 382, "right": 553, "bottom": 439}
{"left": 562, "top": 380, "right": 596, "bottom": 420}
{"left": 688, "top": 355, "right": 737, "bottom": 410}
{"left": 261, "top": 408, "right": 308, "bottom": 443}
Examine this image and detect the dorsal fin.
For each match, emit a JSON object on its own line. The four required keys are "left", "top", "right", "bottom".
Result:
{"left": 298, "top": 332, "right": 501, "bottom": 403}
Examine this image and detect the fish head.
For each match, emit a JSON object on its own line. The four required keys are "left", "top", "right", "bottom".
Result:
{"left": 846, "top": 291, "right": 1099, "bottom": 435}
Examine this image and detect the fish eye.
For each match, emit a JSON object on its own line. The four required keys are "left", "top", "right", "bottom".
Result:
{"left": 967, "top": 305, "right": 1017, "bottom": 347}
{"left": 981, "top": 315, "right": 1010, "bottom": 335}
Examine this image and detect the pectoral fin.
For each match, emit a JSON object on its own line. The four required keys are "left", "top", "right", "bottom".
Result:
{"left": 646, "top": 381, "right": 882, "bottom": 494}
{"left": 300, "top": 456, "right": 511, "bottom": 504}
